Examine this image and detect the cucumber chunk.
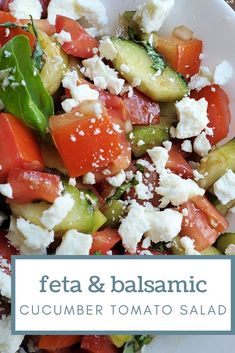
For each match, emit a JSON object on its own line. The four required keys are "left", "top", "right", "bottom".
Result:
{"left": 109, "top": 335, "right": 133, "bottom": 348}
{"left": 216, "top": 233, "right": 235, "bottom": 254}
{"left": 197, "top": 139, "right": 235, "bottom": 190}
{"left": 128, "top": 125, "right": 169, "bottom": 158}
{"left": 100, "top": 200, "right": 126, "bottom": 228}
{"left": 111, "top": 37, "right": 188, "bottom": 102}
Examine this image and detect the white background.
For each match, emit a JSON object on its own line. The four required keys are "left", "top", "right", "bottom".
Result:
{"left": 14, "top": 258, "right": 231, "bottom": 333}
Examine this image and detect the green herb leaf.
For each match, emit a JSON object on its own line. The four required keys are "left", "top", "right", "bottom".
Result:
{"left": 29, "top": 16, "right": 44, "bottom": 71}
{"left": 128, "top": 26, "right": 166, "bottom": 72}
{"left": 123, "top": 341, "right": 135, "bottom": 353}
{"left": 123, "top": 336, "right": 154, "bottom": 353}
{"left": 0, "top": 35, "right": 54, "bottom": 135}
{"left": 94, "top": 251, "right": 102, "bottom": 256}
{"left": 151, "top": 241, "right": 169, "bottom": 253}
{"left": 0, "top": 22, "right": 29, "bottom": 31}
{"left": 108, "top": 178, "right": 139, "bottom": 201}
{"left": 135, "top": 163, "right": 145, "bottom": 174}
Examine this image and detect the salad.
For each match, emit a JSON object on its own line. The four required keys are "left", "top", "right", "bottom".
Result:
{"left": 0, "top": 0, "right": 234, "bottom": 352}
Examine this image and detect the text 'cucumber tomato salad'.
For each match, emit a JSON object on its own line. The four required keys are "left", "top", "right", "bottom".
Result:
{"left": 0, "top": 0, "right": 234, "bottom": 352}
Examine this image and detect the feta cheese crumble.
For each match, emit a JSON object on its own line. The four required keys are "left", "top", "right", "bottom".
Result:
{"left": 0, "top": 270, "right": 11, "bottom": 298}
{"left": 0, "top": 316, "right": 24, "bottom": 353}
{"left": 180, "top": 236, "right": 200, "bottom": 255}
{"left": 181, "top": 140, "right": 192, "bottom": 153}
{"left": 40, "top": 193, "right": 75, "bottom": 230}
{"left": 155, "top": 172, "right": 205, "bottom": 207}
{"left": 9, "top": 0, "right": 42, "bottom": 19}
{"left": 225, "top": 244, "right": 235, "bottom": 256}
{"left": 0, "top": 183, "right": 13, "bottom": 198}
{"left": 82, "top": 56, "right": 125, "bottom": 95}
{"left": 214, "top": 170, "right": 235, "bottom": 205}
{"left": 133, "top": 0, "right": 175, "bottom": 33}
{"left": 147, "top": 146, "right": 169, "bottom": 174}
{"left": 99, "top": 37, "right": 117, "bottom": 60}
{"left": 83, "top": 172, "right": 96, "bottom": 185}
{"left": 75, "top": 0, "right": 108, "bottom": 29}
{"left": 107, "top": 170, "right": 126, "bottom": 187}
{"left": 214, "top": 60, "right": 233, "bottom": 85}
{"left": 193, "top": 131, "right": 211, "bottom": 157}
{"left": 56, "top": 229, "right": 92, "bottom": 255}
{"left": 135, "top": 171, "right": 153, "bottom": 200}
{"left": 170, "top": 97, "right": 209, "bottom": 139}
{"left": 47, "top": 0, "right": 79, "bottom": 25}
{"left": 54, "top": 30, "right": 72, "bottom": 45}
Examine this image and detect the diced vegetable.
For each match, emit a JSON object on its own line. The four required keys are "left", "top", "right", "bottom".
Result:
{"left": 128, "top": 125, "right": 169, "bottom": 158}
{"left": 0, "top": 35, "right": 54, "bottom": 134}
{"left": 7, "top": 168, "right": 61, "bottom": 203}
{"left": 100, "top": 200, "right": 126, "bottom": 228}
{"left": 111, "top": 37, "right": 188, "bottom": 102}
{"left": 197, "top": 139, "right": 235, "bottom": 190}
{"left": 173, "top": 25, "right": 193, "bottom": 42}
{"left": 109, "top": 336, "right": 133, "bottom": 348}
{"left": 0, "top": 11, "right": 36, "bottom": 50}
{"left": 38, "top": 29, "right": 68, "bottom": 95}
{"left": 21, "top": 18, "right": 56, "bottom": 36}
{"left": 201, "top": 246, "right": 222, "bottom": 255}
{"left": 90, "top": 229, "right": 121, "bottom": 255}
{"left": 38, "top": 336, "right": 82, "bottom": 350}
{"left": 50, "top": 102, "right": 122, "bottom": 177}
{"left": 55, "top": 15, "right": 99, "bottom": 59}
{"left": 166, "top": 144, "right": 193, "bottom": 179}
{"left": 0, "top": 113, "right": 44, "bottom": 183}
{"left": 191, "top": 85, "right": 231, "bottom": 145}
{"left": 123, "top": 89, "right": 160, "bottom": 125}
{"left": 92, "top": 209, "right": 107, "bottom": 233}
{"left": 81, "top": 336, "right": 118, "bottom": 353}
{"left": 216, "top": 233, "right": 235, "bottom": 254}
{"left": 40, "top": 139, "right": 67, "bottom": 174}
{"left": 156, "top": 35, "right": 202, "bottom": 78}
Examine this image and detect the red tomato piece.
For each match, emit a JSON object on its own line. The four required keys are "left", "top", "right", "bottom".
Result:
{"left": 38, "top": 336, "right": 82, "bottom": 350}
{"left": 81, "top": 336, "right": 118, "bottom": 353}
{"left": 21, "top": 18, "right": 56, "bottom": 36}
{"left": 0, "top": 0, "right": 11, "bottom": 12}
{"left": 55, "top": 15, "right": 99, "bottom": 59}
{"left": 7, "top": 168, "right": 61, "bottom": 204}
{"left": 191, "top": 195, "right": 228, "bottom": 234}
{"left": 123, "top": 89, "right": 160, "bottom": 125}
{"left": 0, "top": 11, "right": 36, "bottom": 50}
{"left": 90, "top": 228, "right": 121, "bottom": 255}
{"left": 157, "top": 36, "right": 202, "bottom": 78}
{"left": 0, "top": 231, "right": 18, "bottom": 275}
{"left": 0, "top": 113, "right": 44, "bottom": 183}
{"left": 190, "top": 84, "right": 231, "bottom": 145}
{"left": 50, "top": 102, "right": 122, "bottom": 177}
{"left": 179, "top": 199, "right": 223, "bottom": 252}
{"left": 166, "top": 144, "right": 193, "bottom": 179}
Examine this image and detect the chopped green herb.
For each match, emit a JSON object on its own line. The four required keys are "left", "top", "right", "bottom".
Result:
{"left": 0, "top": 22, "right": 29, "bottom": 31}
{"left": 94, "top": 251, "right": 102, "bottom": 256}
{"left": 123, "top": 335, "right": 154, "bottom": 353}
{"left": 135, "top": 163, "right": 145, "bottom": 174}
{"left": 29, "top": 16, "right": 44, "bottom": 71}
{"left": 108, "top": 178, "right": 139, "bottom": 201}
{"left": 151, "top": 241, "right": 169, "bottom": 253}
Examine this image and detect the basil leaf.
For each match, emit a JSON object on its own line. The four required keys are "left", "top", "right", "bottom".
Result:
{"left": 29, "top": 16, "right": 44, "bottom": 71}
{"left": 128, "top": 26, "right": 166, "bottom": 72}
{"left": 0, "top": 35, "right": 54, "bottom": 135}
{"left": 108, "top": 178, "right": 138, "bottom": 201}
{"left": 123, "top": 336, "right": 154, "bottom": 353}
{"left": 135, "top": 335, "right": 154, "bottom": 347}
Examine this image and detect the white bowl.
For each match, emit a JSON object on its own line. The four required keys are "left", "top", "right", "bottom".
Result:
{"left": 101, "top": 0, "right": 235, "bottom": 351}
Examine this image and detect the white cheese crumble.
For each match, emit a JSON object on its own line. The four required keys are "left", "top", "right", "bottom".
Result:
{"left": 48, "top": 0, "right": 79, "bottom": 24}
{"left": 54, "top": 30, "right": 72, "bottom": 45}
{"left": 120, "top": 64, "right": 130, "bottom": 73}
{"left": 99, "top": 37, "right": 117, "bottom": 60}
{"left": 56, "top": 229, "right": 92, "bottom": 255}
{"left": 155, "top": 171, "right": 205, "bottom": 207}
{"left": 75, "top": 0, "right": 108, "bottom": 29}
{"left": 135, "top": 171, "right": 153, "bottom": 200}
{"left": 181, "top": 140, "right": 192, "bottom": 153}
{"left": 214, "top": 60, "right": 233, "bottom": 85}
{"left": 193, "top": 131, "right": 211, "bottom": 157}
{"left": 170, "top": 97, "right": 209, "bottom": 139}
{"left": 132, "top": 77, "right": 142, "bottom": 87}
{"left": 225, "top": 244, "right": 235, "bottom": 256}
{"left": 83, "top": 172, "right": 96, "bottom": 185}
{"left": 0, "top": 316, "right": 24, "bottom": 353}
{"left": 68, "top": 178, "right": 77, "bottom": 187}
{"left": 0, "top": 270, "right": 11, "bottom": 298}
{"left": 107, "top": 170, "right": 126, "bottom": 187}
{"left": 9, "top": 0, "right": 42, "bottom": 19}
{"left": 214, "top": 170, "right": 235, "bottom": 205}
{"left": 40, "top": 193, "right": 75, "bottom": 230}
{"left": 146, "top": 209, "right": 183, "bottom": 243}
{"left": 61, "top": 99, "right": 78, "bottom": 113}
{"left": 0, "top": 184, "right": 13, "bottom": 199}
{"left": 133, "top": 0, "right": 175, "bottom": 33}
{"left": 82, "top": 55, "right": 125, "bottom": 95}
{"left": 147, "top": 146, "right": 169, "bottom": 174}
{"left": 162, "top": 140, "right": 172, "bottom": 151}
{"left": 180, "top": 236, "right": 201, "bottom": 255}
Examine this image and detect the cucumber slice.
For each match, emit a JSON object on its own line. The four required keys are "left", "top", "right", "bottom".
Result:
{"left": 109, "top": 335, "right": 133, "bottom": 348}
{"left": 111, "top": 37, "right": 188, "bottom": 102}
{"left": 101, "top": 200, "right": 126, "bottom": 228}
{"left": 201, "top": 246, "right": 222, "bottom": 255}
{"left": 197, "top": 139, "right": 235, "bottom": 190}
{"left": 128, "top": 125, "right": 169, "bottom": 158}
{"left": 216, "top": 233, "right": 235, "bottom": 254}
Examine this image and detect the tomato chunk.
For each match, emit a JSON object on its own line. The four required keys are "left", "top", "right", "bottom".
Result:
{"left": 0, "top": 113, "right": 44, "bottom": 183}
{"left": 81, "top": 336, "right": 118, "bottom": 353}
{"left": 0, "top": 231, "right": 18, "bottom": 275}
{"left": 38, "top": 336, "right": 82, "bottom": 350}
{"left": 0, "top": 11, "right": 36, "bottom": 49}
{"left": 123, "top": 89, "right": 160, "bottom": 125}
{"left": 157, "top": 36, "right": 202, "bottom": 78}
{"left": 50, "top": 102, "right": 121, "bottom": 177}
{"left": 166, "top": 144, "right": 193, "bottom": 179}
{"left": 179, "top": 196, "right": 228, "bottom": 251}
{"left": 55, "top": 15, "right": 99, "bottom": 59}
{"left": 191, "top": 84, "right": 231, "bottom": 145}
{"left": 90, "top": 228, "right": 121, "bottom": 255}
{"left": 7, "top": 168, "right": 61, "bottom": 204}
